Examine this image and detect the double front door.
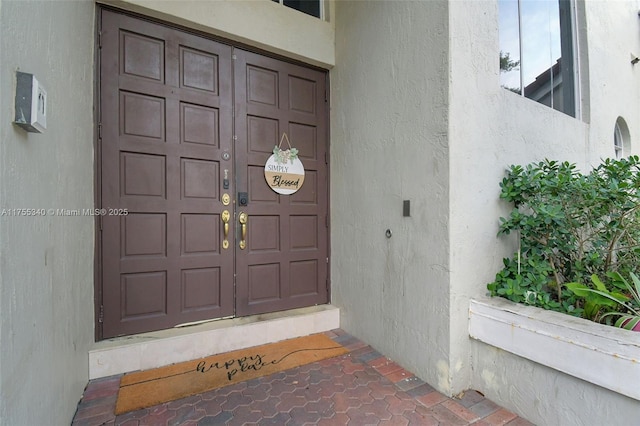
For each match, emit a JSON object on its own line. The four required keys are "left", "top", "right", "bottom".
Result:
{"left": 98, "top": 10, "right": 329, "bottom": 339}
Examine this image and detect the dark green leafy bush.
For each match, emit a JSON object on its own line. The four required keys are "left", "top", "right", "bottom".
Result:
{"left": 487, "top": 156, "right": 640, "bottom": 319}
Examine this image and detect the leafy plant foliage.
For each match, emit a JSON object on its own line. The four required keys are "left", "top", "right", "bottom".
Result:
{"left": 567, "top": 272, "right": 640, "bottom": 330}
{"left": 487, "top": 157, "right": 640, "bottom": 324}
{"left": 499, "top": 51, "right": 520, "bottom": 73}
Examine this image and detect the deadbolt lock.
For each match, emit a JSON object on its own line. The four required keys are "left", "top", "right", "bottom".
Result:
{"left": 238, "top": 192, "right": 248, "bottom": 206}
{"left": 222, "top": 193, "right": 230, "bottom": 206}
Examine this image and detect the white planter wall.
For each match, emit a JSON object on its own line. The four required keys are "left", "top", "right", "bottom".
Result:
{"left": 469, "top": 298, "right": 640, "bottom": 425}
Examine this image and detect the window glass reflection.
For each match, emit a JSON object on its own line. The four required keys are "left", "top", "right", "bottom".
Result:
{"left": 284, "top": 0, "right": 320, "bottom": 18}
{"left": 499, "top": 0, "right": 521, "bottom": 93}
{"left": 499, "top": 0, "right": 575, "bottom": 117}
{"left": 521, "top": 0, "right": 561, "bottom": 109}
{"left": 273, "top": 0, "right": 321, "bottom": 18}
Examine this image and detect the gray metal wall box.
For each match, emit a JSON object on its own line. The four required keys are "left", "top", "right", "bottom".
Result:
{"left": 14, "top": 71, "right": 47, "bottom": 133}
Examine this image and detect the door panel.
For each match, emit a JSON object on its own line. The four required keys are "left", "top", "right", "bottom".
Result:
{"left": 100, "top": 11, "right": 234, "bottom": 338}
{"left": 234, "top": 49, "right": 328, "bottom": 316}
{"left": 99, "top": 10, "right": 328, "bottom": 338}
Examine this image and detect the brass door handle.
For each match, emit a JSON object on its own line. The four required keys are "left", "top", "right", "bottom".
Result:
{"left": 239, "top": 212, "right": 248, "bottom": 250}
{"left": 221, "top": 210, "right": 230, "bottom": 249}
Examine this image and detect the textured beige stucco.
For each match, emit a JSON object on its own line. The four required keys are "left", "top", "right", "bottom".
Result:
{"left": 450, "top": 0, "right": 640, "bottom": 421}
{"left": 469, "top": 298, "right": 640, "bottom": 423}
{"left": 333, "top": 3, "right": 640, "bottom": 421}
{"left": 102, "top": 0, "right": 335, "bottom": 68}
{"left": 447, "top": 0, "right": 591, "bottom": 395}
{"left": 583, "top": 0, "right": 640, "bottom": 161}
{"left": 0, "top": 1, "right": 95, "bottom": 424}
{"left": 1, "top": 0, "right": 639, "bottom": 424}
{"left": 470, "top": 340, "right": 640, "bottom": 425}
{"left": 331, "top": 0, "right": 451, "bottom": 391}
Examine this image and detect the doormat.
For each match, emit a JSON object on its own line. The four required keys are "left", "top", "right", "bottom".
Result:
{"left": 115, "top": 333, "right": 348, "bottom": 414}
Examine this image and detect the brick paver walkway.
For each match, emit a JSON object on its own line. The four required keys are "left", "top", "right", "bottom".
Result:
{"left": 72, "top": 329, "right": 533, "bottom": 425}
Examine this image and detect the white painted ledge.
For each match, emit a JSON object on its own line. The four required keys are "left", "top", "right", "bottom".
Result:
{"left": 89, "top": 305, "right": 339, "bottom": 379}
{"left": 469, "top": 298, "right": 640, "bottom": 401}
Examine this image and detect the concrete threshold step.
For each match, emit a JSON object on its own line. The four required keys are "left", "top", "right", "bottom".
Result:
{"left": 89, "top": 304, "right": 339, "bottom": 379}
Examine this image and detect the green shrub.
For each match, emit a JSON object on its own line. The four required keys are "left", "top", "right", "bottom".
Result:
{"left": 487, "top": 156, "right": 640, "bottom": 318}
{"left": 566, "top": 272, "right": 640, "bottom": 330}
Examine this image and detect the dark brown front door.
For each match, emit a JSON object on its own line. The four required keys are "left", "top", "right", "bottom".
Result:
{"left": 98, "top": 9, "right": 328, "bottom": 339}
{"left": 234, "top": 50, "right": 329, "bottom": 316}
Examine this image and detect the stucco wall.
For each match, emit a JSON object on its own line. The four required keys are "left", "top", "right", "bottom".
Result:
{"left": 447, "top": 0, "right": 592, "bottom": 395}
{"left": 0, "top": 1, "right": 95, "bottom": 424}
{"left": 583, "top": 0, "right": 640, "bottom": 161}
{"left": 469, "top": 298, "right": 640, "bottom": 424}
{"left": 470, "top": 340, "right": 640, "bottom": 425}
{"left": 448, "top": 0, "right": 640, "bottom": 417}
{"left": 331, "top": 0, "right": 451, "bottom": 391}
{"left": 332, "top": 0, "right": 640, "bottom": 404}
{"left": 101, "top": 0, "right": 335, "bottom": 68}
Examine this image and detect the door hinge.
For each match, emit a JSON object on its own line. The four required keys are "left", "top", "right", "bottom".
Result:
{"left": 325, "top": 151, "right": 328, "bottom": 164}
{"left": 233, "top": 135, "right": 238, "bottom": 141}
{"left": 98, "top": 31, "right": 102, "bottom": 49}
{"left": 99, "top": 214, "right": 103, "bottom": 231}
{"left": 326, "top": 259, "right": 330, "bottom": 291}
{"left": 98, "top": 123, "right": 102, "bottom": 139}
{"left": 98, "top": 305, "right": 104, "bottom": 323}
{"left": 325, "top": 215, "right": 329, "bottom": 228}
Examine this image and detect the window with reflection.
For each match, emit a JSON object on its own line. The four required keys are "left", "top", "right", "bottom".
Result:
{"left": 614, "top": 118, "right": 630, "bottom": 159}
{"left": 614, "top": 123, "right": 624, "bottom": 159}
{"left": 272, "top": 0, "right": 321, "bottom": 18}
{"left": 499, "top": 0, "right": 576, "bottom": 117}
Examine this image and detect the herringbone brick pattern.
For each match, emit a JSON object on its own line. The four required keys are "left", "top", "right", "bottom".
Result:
{"left": 72, "top": 330, "right": 533, "bottom": 425}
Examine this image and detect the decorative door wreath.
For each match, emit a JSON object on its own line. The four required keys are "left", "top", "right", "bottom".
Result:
{"left": 264, "top": 133, "right": 305, "bottom": 195}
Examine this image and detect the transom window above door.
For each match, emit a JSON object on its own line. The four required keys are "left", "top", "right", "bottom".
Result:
{"left": 499, "top": 0, "right": 577, "bottom": 117}
{"left": 272, "top": 0, "right": 322, "bottom": 18}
